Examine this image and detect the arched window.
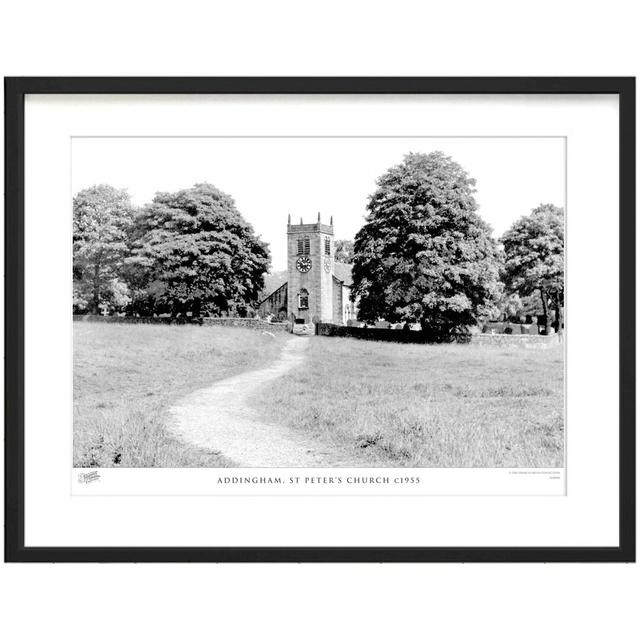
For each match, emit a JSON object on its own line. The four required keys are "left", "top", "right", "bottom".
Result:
{"left": 298, "top": 289, "right": 309, "bottom": 309}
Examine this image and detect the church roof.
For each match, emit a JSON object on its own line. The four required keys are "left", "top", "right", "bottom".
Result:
{"left": 333, "top": 261, "right": 353, "bottom": 287}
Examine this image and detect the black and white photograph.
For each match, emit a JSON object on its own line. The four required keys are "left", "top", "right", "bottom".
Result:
{"left": 72, "top": 136, "right": 565, "bottom": 471}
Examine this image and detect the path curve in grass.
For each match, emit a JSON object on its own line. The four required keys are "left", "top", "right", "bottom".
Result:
{"left": 168, "top": 337, "right": 351, "bottom": 467}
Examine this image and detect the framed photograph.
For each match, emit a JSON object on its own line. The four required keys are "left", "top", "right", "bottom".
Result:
{"left": 4, "top": 77, "right": 635, "bottom": 562}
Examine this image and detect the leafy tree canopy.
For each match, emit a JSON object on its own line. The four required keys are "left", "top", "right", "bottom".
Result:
{"left": 73, "top": 184, "right": 134, "bottom": 313}
{"left": 128, "top": 183, "right": 270, "bottom": 316}
{"left": 334, "top": 239, "right": 354, "bottom": 264}
{"left": 352, "top": 152, "right": 502, "bottom": 336}
{"left": 491, "top": 291, "right": 546, "bottom": 322}
{"left": 501, "top": 203, "right": 564, "bottom": 332}
{"left": 501, "top": 203, "right": 564, "bottom": 296}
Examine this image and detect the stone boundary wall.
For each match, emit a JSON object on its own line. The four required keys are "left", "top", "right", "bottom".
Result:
{"left": 202, "top": 318, "right": 289, "bottom": 332}
{"left": 471, "top": 333, "right": 561, "bottom": 348}
{"left": 73, "top": 315, "right": 290, "bottom": 332}
{"left": 316, "top": 322, "right": 561, "bottom": 348}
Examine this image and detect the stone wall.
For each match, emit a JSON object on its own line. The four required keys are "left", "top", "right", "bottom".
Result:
{"left": 202, "top": 318, "right": 289, "bottom": 332}
{"left": 332, "top": 277, "right": 343, "bottom": 324}
{"left": 74, "top": 314, "right": 191, "bottom": 325}
{"left": 73, "top": 315, "right": 290, "bottom": 332}
{"left": 471, "top": 333, "right": 561, "bottom": 348}
{"left": 315, "top": 322, "right": 561, "bottom": 347}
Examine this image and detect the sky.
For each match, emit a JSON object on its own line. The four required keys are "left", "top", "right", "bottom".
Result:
{"left": 72, "top": 137, "right": 565, "bottom": 272}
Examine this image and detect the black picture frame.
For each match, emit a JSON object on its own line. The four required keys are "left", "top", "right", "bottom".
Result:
{"left": 4, "top": 77, "right": 635, "bottom": 563}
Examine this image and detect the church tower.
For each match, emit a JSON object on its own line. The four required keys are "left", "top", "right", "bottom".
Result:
{"left": 287, "top": 213, "right": 334, "bottom": 323}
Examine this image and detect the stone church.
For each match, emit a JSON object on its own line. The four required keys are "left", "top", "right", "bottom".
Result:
{"left": 258, "top": 215, "right": 358, "bottom": 325}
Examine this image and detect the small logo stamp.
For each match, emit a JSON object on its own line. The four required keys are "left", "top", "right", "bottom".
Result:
{"left": 78, "top": 470, "right": 101, "bottom": 484}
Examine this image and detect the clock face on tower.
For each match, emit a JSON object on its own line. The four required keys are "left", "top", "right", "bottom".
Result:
{"left": 296, "top": 256, "right": 312, "bottom": 273}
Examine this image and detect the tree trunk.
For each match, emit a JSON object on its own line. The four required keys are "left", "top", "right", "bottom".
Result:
{"left": 540, "top": 288, "right": 550, "bottom": 335}
{"left": 554, "top": 290, "right": 563, "bottom": 335}
{"left": 92, "top": 263, "right": 100, "bottom": 315}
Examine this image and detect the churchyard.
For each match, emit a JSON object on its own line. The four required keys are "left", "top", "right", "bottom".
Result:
{"left": 74, "top": 322, "right": 564, "bottom": 468}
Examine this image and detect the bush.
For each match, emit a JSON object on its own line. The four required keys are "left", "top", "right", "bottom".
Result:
{"left": 316, "top": 322, "right": 471, "bottom": 344}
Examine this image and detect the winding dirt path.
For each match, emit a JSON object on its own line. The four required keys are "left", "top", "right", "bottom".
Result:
{"left": 168, "top": 337, "right": 354, "bottom": 467}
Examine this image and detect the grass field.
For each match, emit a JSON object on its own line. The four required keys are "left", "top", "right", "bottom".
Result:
{"left": 252, "top": 337, "right": 564, "bottom": 467}
{"left": 73, "top": 323, "right": 288, "bottom": 467}
{"left": 75, "top": 324, "right": 564, "bottom": 469}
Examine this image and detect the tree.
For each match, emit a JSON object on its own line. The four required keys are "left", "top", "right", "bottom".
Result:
{"left": 73, "top": 185, "right": 134, "bottom": 314}
{"left": 129, "top": 183, "right": 270, "bottom": 317}
{"left": 492, "top": 291, "right": 544, "bottom": 322}
{"left": 493, "top": 291, "right": 525, "bottom": 322}
{"left": 501, "top": 204, "right": 564, "bottom": 335}
{"left": 351, "top": 152, "right": 502, "bottom": 337}
{"left": 334, "top": 239, "right": 354, "bottom": 264}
